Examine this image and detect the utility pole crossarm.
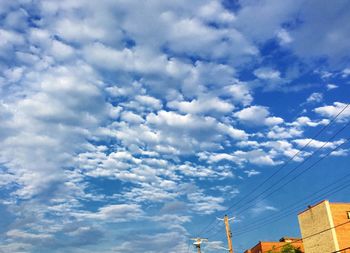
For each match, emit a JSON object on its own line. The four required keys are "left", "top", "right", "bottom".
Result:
{"left": 190, "top": 238, "right": 208, "bottom": 253}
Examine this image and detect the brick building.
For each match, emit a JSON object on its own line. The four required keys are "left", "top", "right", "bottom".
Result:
{"left": 298, "top": 200, "right": 350, "bottom": 253}
{"left": 244, "top": 237, "right": 304, "bottom": 253}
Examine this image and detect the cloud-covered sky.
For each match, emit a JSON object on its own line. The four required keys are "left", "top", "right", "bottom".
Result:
{"left": 0, "top": 0, "right": 349, "bottom": 252}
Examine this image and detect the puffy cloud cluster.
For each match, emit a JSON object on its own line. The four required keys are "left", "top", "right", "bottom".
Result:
{"left": 0, "top": 0, "right": 349, "bottom": 252}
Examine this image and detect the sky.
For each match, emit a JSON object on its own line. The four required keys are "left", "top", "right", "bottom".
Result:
{"left": 0, "top": 0, "right": 349, "bottom": 252}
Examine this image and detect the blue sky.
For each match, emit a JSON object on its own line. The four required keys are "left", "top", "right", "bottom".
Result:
{"left": 0, "top": 0, "right": 349, "bottom": 252}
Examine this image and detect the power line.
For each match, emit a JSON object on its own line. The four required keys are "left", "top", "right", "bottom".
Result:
{"left": 209, "top": 172, "right": 350, "bottom": 240}
{"left": 196, "top": 103, "right": 349, "bottom": 237}
{"left": 232, "top": 178, "right": 350, "bottom": 237}
{"left": 206, "top": 131, "right": 350, "bottom": 240}
{"left": 232, "top": 171, "right": 350, "bottom": 234}
{"left": 203, "top": 133, "right": 348, "bottom": 240}
{"left": 226, "top": 104, "right": 349, "bottom": 212}
{"left": 260, "top": 220, "right": 350, "bottom": 253}
{"left": 232, "top": 118, "right": 350, "bottom": 214}
{"left": 233, "top": 135, "right": 349, "bottom": 217}
{"left": 206, "top": 135, "right": 349, "bottom": 239}
{"left": 332, "top": 247, "right": 350, "bottom": 253}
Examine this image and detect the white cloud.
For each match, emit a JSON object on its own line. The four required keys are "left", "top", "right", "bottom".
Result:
{"left": 330, "top": 148, "right": 349, "bottom": 156}
{"left": 289, "top": 116, "right": 330, "bottom": 127}
{"left": 254, "top": 67, "right": 281, "bottom": 80}
{"left": 163, "top": 14, "right": 257, "bottom": 60}
{"left": 261, "top": 140, "right": 306, "bottom": 161}
{"left": 112, "top": 231, "right": 188, "bottom": 253}
{"left": 120, "top": 111, "right": 144, "bottom": 124}
{"left": 187, "top": 191, "right": 225, "bottom": 214}
{"left": 0, "top": 242, "right": 32, "bottom": 253}
{"left": 306, "top": 92, "right": 323, "bottom": 103}
{"left": 287, "top": 1, "right": 350, "bottom": 65}
{"left": 197, "top": 1, "right": 235, "bottom": 23}
{"left": 237, "top": 140, "right": 260, "bottom": 148}
{"left": 292, "top": 138, "right": 345, "bottom": 149}
{"left": 0, "top": 28, "right": 24, "bottom": 51}
{"left": 342, "top": 68, "right": 350, "bottom": 78}
{"left": 117, "top": 183, "right": 178, "bottom": 203}
{"left": 236, "top": 0, "right": 350, "bottom": 66}
{"left": 234, "top": 150, "right": 281, "bottom": 166}
{"left": 3, "top": 8, "right": 28, "bottom": 28}
{"left": 235, "top": 0, "right": 299, "bottom": 43}
{"left": 267, "top": 125, "right": 303, "bottom": 139}
{"left": 145, "top": 110, "right": 248, "bottom": 151}
{"left": 314, "top": 102, "right": 350, "bottom": 121}
{"left": 207, "top": 153, "right": 240, "bottom": 164}
{"left": 74, "top": 204, "right": 144, "bottom": 221}
{"left": 176, "top": 162, "right": 233, "bottom": 179}
{"left": 223, "top": 83, "right": 253, "bottom": 106}
{"left": 53, "top": 17, "right": 110, "bottom": 43}
{"left": 6, "top": 229, "right": 53, "bottom": 241}
{"left": 250, "top": 202, "right": 278, "bottom": 216}
{"left": 84, "top": 43, "right": 168, "bottom": 74}
{"left": 50, "top": 39, "right": 74, "bottom": 60}
{"left": 2, "top": 66, "right": 24, "bottom": 82}
{"left": 168, "top": 96, "right": 234, "bottom": 115}
{"left": 0, "top": 63, "right": 107, "bottom": 199}
{"left": 244, "top": 169, "right": 261, "bottom": 177}
{"left": 211, "top": 185, "right": 240, "bottom": 199}
{"left": 207, "top": 149, "right": 280, "bottom": 167}
{"left": 327, "top": 83, "right": 338, "bottom": 90}
{"left": 135, "top": 95, "right": 163, "bottom": 110}
{"left": 234, "top": 106, "right": 284, "bottom": 126}
{"left": 276, "top": 28, "right": 293, "bottom": 44}
{"left": 234, "top": 106, "right": 269, "bottom": 125}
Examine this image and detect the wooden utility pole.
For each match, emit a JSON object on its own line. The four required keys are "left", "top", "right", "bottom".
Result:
{"left": 224, "top": 215, "right": 234, "bottom": 253}
{"left": 191, "top": 238, "right": 208, "bottom": 253}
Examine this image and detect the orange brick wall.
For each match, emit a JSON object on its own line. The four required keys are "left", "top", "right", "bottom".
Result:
{"left": 261, "top": 242, "right": 304, "bottom": 253}
{"left": 330, "top": 203, "right": 350, "bottom": 251}
{"left": 245, "top": 241, "right": 304, "bottom": 253}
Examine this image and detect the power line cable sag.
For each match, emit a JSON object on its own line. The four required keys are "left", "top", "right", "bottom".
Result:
{"left": 196, "top": 103, "right": 349, "bottom": 237}
{"left": 215, "top": 220, "right": 350, "bottom": 253}
{"left": 233, "top": 135, "right": 350, "bottom": 217}
{"left": 207, "top": 167, "right": 350, "bottom": 240}
{"left": 259, "top": 220, "right": 350, "bottom": 253}
{"left": 205, "top": 136, "right": 349, "bottom": 240}
{"left": 232, "top": 116, "right": 350, "bottom": 215}
{"left": 204, "top": 122, "right": 349, "bottom": 239}
{"left": 232, "top": 178, "right": 350, "bottom": 237}
{"left": 224, "top": 103, "right": 350, "bottom": 212}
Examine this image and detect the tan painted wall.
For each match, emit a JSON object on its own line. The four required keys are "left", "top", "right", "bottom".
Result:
{"left": 298, "top": 200, "right": 339, "bottom": 253}
{"left": 330, "top": 203, "right": 350, "bottom": 251}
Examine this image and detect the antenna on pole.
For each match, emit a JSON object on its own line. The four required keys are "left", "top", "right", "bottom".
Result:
{"left": 191, "top": 238, "right": 208, "bottom": 253}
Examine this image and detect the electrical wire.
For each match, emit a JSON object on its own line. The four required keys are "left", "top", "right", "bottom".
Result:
{"left": 209, "top": 173, "right": 350, "bottom": 241}
{"left": 196, "top": 103, "right": 349, "bottom": 237}
{"left": 232, "top": 178, "right": 350, "bottom": 237}
{"left": 204, "top": 123, "right": 350, "bottom": 239}
{"left": 225, "top": 103, "right": 349, "bottom": 212}
{"left": 234, "top": 135, "right": 350, "bottom": 217}
{"left": 260, "top": 220, "right": 350, "bottom": 253}
{"left": 206, "top": 135, "right": 349, "bottom": 239}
